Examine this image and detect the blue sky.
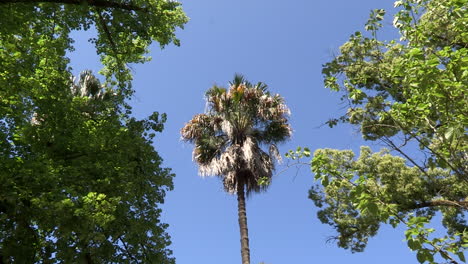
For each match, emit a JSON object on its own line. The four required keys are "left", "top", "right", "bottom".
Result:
{"left": 70, "top": 0, "right": 421, "bottom": 263}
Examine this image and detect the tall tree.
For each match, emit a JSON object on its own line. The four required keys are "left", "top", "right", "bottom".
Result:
{"left": 1, "top": 70, "right": 175, "bottom": 262}
{"left": 0, "top": 1, "right": 187, "bottom": 262}
{"left": 181, "top": 75, "right": 292, "bottom": 264}
{"left": 288, "top": 0, "right": 467, "bottom": 263}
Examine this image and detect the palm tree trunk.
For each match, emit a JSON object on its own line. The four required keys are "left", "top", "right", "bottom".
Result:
{"left": 236, "top": 179, "right": 250, "bottom": 264}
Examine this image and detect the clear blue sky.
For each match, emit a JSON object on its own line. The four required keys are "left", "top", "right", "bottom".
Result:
{"left": 70, "top": 0, "right": 422, "bottom": 263}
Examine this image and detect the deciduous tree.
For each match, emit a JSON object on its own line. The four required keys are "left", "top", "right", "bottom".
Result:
{"left": 290, "top": 0, "right": 467, "bottom": 263}
{"left": 0, "top": 0, "right": 188, "bottom": 93}
{"left": 0, "top": 1, "right": 187, "bottom": 262}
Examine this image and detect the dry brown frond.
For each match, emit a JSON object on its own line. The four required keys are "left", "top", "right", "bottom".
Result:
{"left": 182, "top": 75, "right": 292, "bottom": 195}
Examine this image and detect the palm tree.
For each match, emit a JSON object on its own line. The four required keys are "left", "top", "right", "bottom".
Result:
{"left": 181, "top": 74, "right": 291, "bottom": 264}
{"left": 70, "top": 70, "right": 111, "bottom": 100}
{"left": 31, "top": 70, "right": 111, "bottom": 126}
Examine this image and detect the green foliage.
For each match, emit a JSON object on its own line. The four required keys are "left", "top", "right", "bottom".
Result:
{"left": 0, "top": 1, "right": 187, "bottom": 262}
{"left": 1, "top": 70, "right": 176, "bottom": 262}
{"left": 0, "top": 0, "right": 188, "bottom": 94}
{"left": 285, "top": 147, "right": 311, "bottom": 160}
{"left": 294, "top": 0, "right": 467, "bottom": 263}
{"left": 307, "top": 147, "right": 467, "bottom": 263}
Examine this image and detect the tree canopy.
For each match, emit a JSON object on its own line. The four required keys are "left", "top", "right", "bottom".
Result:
{"left": 0, "top": 0, "right": 187, "bottom": 262}
{"left": 0, "top": 0, "right": 187, "bottom": 93}
{"left": 290, "top": 0, "right": 467, "bottom": 263}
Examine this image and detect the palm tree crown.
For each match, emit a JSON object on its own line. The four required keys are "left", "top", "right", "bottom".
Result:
{"left": 181, "top": 74, "right": 291, "bottom": 194}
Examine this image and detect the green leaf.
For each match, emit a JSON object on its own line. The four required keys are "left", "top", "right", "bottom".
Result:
{"left": 444, "top": 127, "right": 455, "bottom": 140}
{"left": 303, "top": 147, "right": 311, "bottom": 157}
{"left": 394, "top": 0, "right": 403, "bottom": 7}
{"left": 416, "top": 251, "right": 426, "bottom": 263}
{"left": 457, "top": 252, "right": 466, "bottom": 263}
{"left": 367, "top": 202, "right": 379, "bottom": 215}
{"left": 407, "top": 239, "right": 421, "bottom": 251}
{"left": 426, "top": 57, "right": 439, "bottom": 67}
{"left": 321, "top": 176, "right": 329, "bottom": 187}
{"left": 408, "top": 48, "right": 423, "bottom": 57}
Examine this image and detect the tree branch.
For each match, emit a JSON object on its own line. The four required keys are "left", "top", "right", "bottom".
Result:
{"left": 0, "top": 0, "right": 147, "bottom": 12}
{"left": 382, "top": 136, "right": 430, "bottom": 177}
{"left": 433, "top": 34, "right": 467, "bottom": 49}
{"left": 409, "top": 199, "right": 468, "bottom": 210}
{"left": 118, "top": 237, "right": 138, "bottom": 263}
{"left": 96, "top": 9, "right": 119, "bottom": 56}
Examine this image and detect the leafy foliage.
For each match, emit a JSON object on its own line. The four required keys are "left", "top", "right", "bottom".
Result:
{"left": 292, "top": 0, "right": 467, "bottom": 263}
{"left": 307, "top": 148, "right": 467, "bottom": 262}
{"left": 0, "top": 1, "right": 187, "bottom": 262}
{"left": 0, "top": 0, "right": 188, "bottom": 94}
{"left": 1, "top": 70, "right": 176, "bottom": 262}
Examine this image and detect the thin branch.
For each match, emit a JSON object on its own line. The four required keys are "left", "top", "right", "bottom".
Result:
{"left": 433, "top": 244, "right": 460, "bottom": 264}
{"left": 409, "top": 199, "right": 468, "bottom": 210}
{"left": 406, "top": 130, "right": 464, "bottom": 177}
{"left": 118, "top": 237, "right": 139, "bottom": 263}
{"left": 95, "top": 7, "right": 128, "bottom": 85}
{"left": 274, "top": 159, "right": 310, "bottom": 180}
{"left": 96, "top": 10, "right": 120, "bottom": 59}
{"left": 382, "top": 136, "right": 429, "bottom": 176}
{"left": 386, "top": 113, "right": 466, "bottom": 180}
{"left": 0, "top": 0, "right": 147, "bottom": 12}
{"left": 433, "top": 34, "right": 467, "bottom": 48}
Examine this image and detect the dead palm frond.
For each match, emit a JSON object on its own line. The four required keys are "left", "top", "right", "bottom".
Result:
{"left": 181, "top": 74, "right": 291, "bottom": 195}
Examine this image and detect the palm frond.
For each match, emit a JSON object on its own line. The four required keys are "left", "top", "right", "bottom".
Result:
{"left": 79, "top": 70, "right": 101, "bottom": 97}
{"left": 198, "top": 144, "right": 239, "bottom": 177}
{"left": 182, "top": 74, "right": 292, "bottom": 195}
{"left": 269, "top": 144, "right": 282, "bottom": 164}
{"left": 254, "top": 82, "right": 268, "bottom": 92}
{"left": 193, "top": 134, "right": 226, "bottom": 165}
{"left": 70, "top": 70, "right": 109, "bottom": 100}
{"left": 256, "top": 121, "right": 292, "bottom": 144}
{"left": 230, "top": 73, "right": 246, "bottom": 88}
{"left": 181, "top": 114, "right": 216, "bottom": 142}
